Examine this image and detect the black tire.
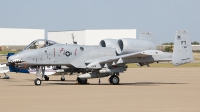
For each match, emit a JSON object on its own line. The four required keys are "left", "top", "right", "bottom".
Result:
{"left": 108, "top": 78, "right": 111, "bottom": 83}
{"left": 108, "top": 75, "right": 113, "bottom": 84}
{"left": 44, "top": 75, "right": 49, "bottom": 81}
{"left": 34, "top": 78, "right": 42, "bottom": 86}
{"left": 77, "top": 77, "right": 87, "bottom": 84}
{"left": 110, "top": 75, "right": 120, "bottom": 85}
{"left": 109, "top": 75, "right": 115, "bottom": 84}
{"left": 61, "top": 77, "right": 65, "bottom": 81}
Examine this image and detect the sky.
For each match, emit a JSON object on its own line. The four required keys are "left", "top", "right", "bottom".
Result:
{"left": 0, "top": 0, "right": 199, "bottom": 45}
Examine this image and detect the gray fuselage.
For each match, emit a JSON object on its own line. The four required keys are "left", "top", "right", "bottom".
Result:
{"left": 8, "top": 44, "right": 116, "bottom": 68}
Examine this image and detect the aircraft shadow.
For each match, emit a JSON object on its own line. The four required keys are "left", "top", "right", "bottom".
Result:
{"left": 0, "top": 78, "right": 19, "bottom": 82}
{"left": 0, "top": 78, "right": 10, "bottom": 80}
{"left": 45, "top": 80, "right": 77, "bottom": 82}
{"left": 25, "top": 79, "right": 77, "bottom": 82}
{"left": 8, "top": 80, "right": 188, "bottom": 86}
{"left": 44, "top": 82, "right": 188, "bottom": 86}
{"left": 120, "top": 82, "right": 187, "bottom": 86}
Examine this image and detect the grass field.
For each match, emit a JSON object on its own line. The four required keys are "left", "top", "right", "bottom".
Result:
{"left": 0, "top": 51, "right": 18, "bottom": 54}
{"left": 193, "top": 52, "right": 200, "bottom": 61}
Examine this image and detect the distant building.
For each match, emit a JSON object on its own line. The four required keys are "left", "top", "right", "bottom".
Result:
{"left": 0, "top": 28, "right": 45, "bottom": 51}
{"left": 191, "top": 45, "right": 200, "bottom": 52}
{"left": 48, "top": 29, "right": 136, "bottom": 45}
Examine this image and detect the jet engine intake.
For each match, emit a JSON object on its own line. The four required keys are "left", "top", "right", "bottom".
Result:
{"left": 99, "top": 39, "right": 118, "bottom": 48}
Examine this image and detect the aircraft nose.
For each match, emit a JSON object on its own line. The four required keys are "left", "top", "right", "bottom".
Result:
{"left": 8, "top": 54, "right": 22, "bottom": 63}
{"left": 8, "top": 51, "right": 39, "bottom": 64}
{"left": 8, "top": 54, "right": 15, "bottom": 62}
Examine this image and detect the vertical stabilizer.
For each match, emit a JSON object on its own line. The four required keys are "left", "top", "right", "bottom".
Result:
{"left": 172, "top": 30, "right": 193, "bottom": 66}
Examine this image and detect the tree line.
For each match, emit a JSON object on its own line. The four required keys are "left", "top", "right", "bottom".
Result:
{"left": 161, "top": 41, "right": 200, "bottom": 52}
{"left": 162, "top": 41, "right": 200, "bottom": 45}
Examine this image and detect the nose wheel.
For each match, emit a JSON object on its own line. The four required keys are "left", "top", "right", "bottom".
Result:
{"left": 34, "top": 66, "right": 44, "bottom": 86}
{"left": 34, "top": 78, "right": 42, "bottom": 85}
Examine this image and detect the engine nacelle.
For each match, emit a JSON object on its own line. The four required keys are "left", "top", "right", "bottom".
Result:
{"left": 116, "top": 38, "right": 156, "bottom": 55}
{"left": 99, "top": 39, "right": 118, "bottom": 48}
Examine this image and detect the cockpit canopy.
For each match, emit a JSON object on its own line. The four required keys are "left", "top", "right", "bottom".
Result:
{"left": 24, "top": 39, "right": 57, "bottom": 50}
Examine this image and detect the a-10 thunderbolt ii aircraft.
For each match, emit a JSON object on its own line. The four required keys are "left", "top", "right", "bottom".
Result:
{"left": 7, "top": 30, "right": 193, "bottom": 86}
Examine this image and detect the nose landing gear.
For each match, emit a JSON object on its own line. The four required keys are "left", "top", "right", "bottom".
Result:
{"left": 34, "top": 66, "right": 45, "bottom": 86}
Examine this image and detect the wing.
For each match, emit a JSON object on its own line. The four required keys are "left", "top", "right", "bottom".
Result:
{"left": 86, "top": 50, "right": 172, "bottom": 69}
{"left": 86, "top": 31, "right": 194, "bottom": 69}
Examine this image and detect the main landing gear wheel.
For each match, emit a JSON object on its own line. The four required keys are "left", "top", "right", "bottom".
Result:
{"left": 34, "top": 78, "right": 42, "bottom": 86}
{"left": 109, "top": 75, "right": 120, "bottom": 85}
{"left": 44, "top": 75, "right": 49, "bottom": 81}
{"left": 77, "top": 77, "right": 87, "bottom": 84}
{"left": 61, "top": 77, "right": 65, "bottom": 81}
{"left": 108, "top": 75, "right": 114, "bottom": 84}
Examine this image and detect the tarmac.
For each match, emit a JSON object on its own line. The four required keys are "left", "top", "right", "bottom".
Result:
{"left": 0, "top": 68, "right": 200, "bottom": 112}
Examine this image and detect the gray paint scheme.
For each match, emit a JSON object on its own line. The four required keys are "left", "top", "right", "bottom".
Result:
{"left": 7, "top": 30, "right": 193, "bottom": 85}
{"left": 172, "top": 31, "right": 194, "bottom": 66}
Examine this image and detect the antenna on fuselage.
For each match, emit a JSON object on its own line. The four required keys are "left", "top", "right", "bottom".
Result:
{"left": 71, "top": 33, "right": 77, "bottom": 44}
